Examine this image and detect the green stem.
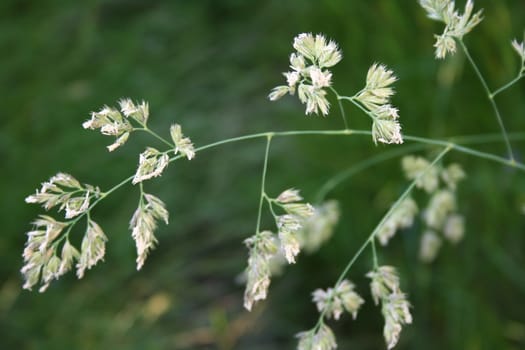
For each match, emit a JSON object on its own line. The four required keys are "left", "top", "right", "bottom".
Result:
{"left": 338, "top": 95, "right": 377, "bottom": 121}
{"left": 266, "top": 197, "right": 279, "bottom": 219}
{"left": 491, "top": 73, "right": 524, "bottom": 98}
{"left": 135, "top": 127, "right": 174, "bottom": 148}
{"left": 337, "top": 145, "right": 450, "bottom": 288}
{"left": 139, "top": 182, "right": 145, "bottom": 198}
{"left": 329, "top": 86, "right": 349, "bottom": 129}
{"left": 191, "top": 129, "right": 524, "bottom": 170}
{"left": 371, "top": 238, "right": 379, "bottom": 269}
{"left": 404, "top": 134, "right": 523, "bottom": 169}
{"left": 447, "top": 131, "right": 525, "bottom": 144}
{"left": 82, "top": 129, "right": 525, "bottom": 233}
{"left": 255, "top": 136, "right": 272, "bottom": 234}
{"left": 459, "top": 40, "right": 514, "bottom": 161}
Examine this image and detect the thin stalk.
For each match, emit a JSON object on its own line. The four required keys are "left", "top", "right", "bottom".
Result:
{"left": 336, "top": 146, "right": 450, "bottom": 286}
{"left": 491, "top": 73, "right": 524, "bottom": 98}
{"left": 403, "top": 134, "right": 524, "bottom": 170}
{"left": 329, "top": 86, "right": 349, "bottom": 129}
{"left": 192, "top": 129, "right": 524, "bottom": 170}
{"left": 459, "top": 40, "right": 514, "bottom": 161}
{"left": 338, "top": 95, "right": 377, "bottom": 121}
{"left": 371, "top": 239, "right": 379, "bottom": 269}
{"left": 83, "top": 129, "right": 525, "bottom": 232}
{"left": 135, "top": 127, "right": 174, "bottom": 148}
{"left": 312, "top": 146, "right": 451, "bottom": 329}
{"left": 255, "top": 136, "right": 272, "bottom": 234}
{"left": 265, "top": 196, "right": 279, "bottom": 219}
{"left": 448, "top": 131, "right": 525, "bottom": 144}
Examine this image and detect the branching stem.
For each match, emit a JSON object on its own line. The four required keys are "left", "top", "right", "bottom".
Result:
{"left": 67, "top": 128, "right": 525, "bottom": 238}
{"left": 134, "top": 127, "right": 174, "bottom": 148}
{"left": 311, "top": 146, "right": 451, "bottom": 331}
{"left": 459, "top": 40, "right": 514, "bottom": 161}
{"left": 491, "top": 73, "right": 524, "bottom": 98}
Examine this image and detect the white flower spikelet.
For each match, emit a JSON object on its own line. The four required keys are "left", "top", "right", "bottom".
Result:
{"left": 276, "top": 188, "right": 303, "bottom": 203}
{"left": 511, "top": 34, "right": 525, "bottom": 62}
{"left": 377, "top": 197, "right": 418, "bottom": 246}
{"left": 418, "top": 0, "right": 451, "bottom": 21}
{"left": 83, "top": 105, "right": 133, "bottom": 152}
{"left": 132, "top": 147, "right": 170, "bottom": 184}
{"left": 402, "top": 155, "right": 439, "bottom": 193}
{"left": 423, "top": 189, "right": 456, "bottom": 229}
{"left": 21, "top": 215, "right": 69, "bottom": 291}
{"left": 367, "top": 266, "right": 412, "bottom": 349}
{"left": 443, "top": 214, "right": 465, "bottom": 243}
{"left": 130, "top": 193, "right": 169, "bottom": 270}
{"left": 64, "top": 191, "right": 91, "bottom": 219}
{"left": 76, "top": 219, "right": 107, "bottom": 279}
{"left": 367, "top": 265, "right": 401, "bottom": 305}
{"left": 296, "top": 324, "right": 337, "bottom": 350}
{"left": 170, "top": 124, "right": 196, "bottom": 160}
{"left": 118, "top": 98, "right": 149, "bottom": 125}
{"left": 355, "top": 63, "right": 403, "bottom": 145}
{"left": 382, "top": 293, "right": 413, "bottom": 349}
{"left": 371, "top": 108, "right": 403, "bottom": 145}
{"left": 38, "top": 254, "right": 61, "bottom": 293}
{"left": 25, "top": 173, "right": 100, "bottom": 219}
{"left": 297, "top": 200, "right": 340, "bottom": 253}
{"left": 269, "top": 33, "right": 342, "bottom": 116}
{"left": 243, "top": 231, "right": 278, "bottom": 311}
{"left": 282, "top": 203, "right": 315, "bottom": 219}
{"left": 278, "top": 227, "right": 301, "bottom": 264}
{"left": 357, "top": 63, "right": 398, "bottom": 111}
{"left": 276, "top": 213, "right": 302, "bottom": 263}
{"left": 59, "top": 240, "right": 80, "bottom": 276}
{"left": 419, "top": 0, "right": 483, "bottom": 59}
{"left": 312, "top": 279, "right": 364, "bottom": 320}
{"left": 419, "top": 230, "right": 442, "bottom": 263}
{"left": 83, "top": 98, "right": 150, "bottom": 151}
{"left": 23, "top": 173, "right": 102, "bottom": 291}
{"left": 440, "top": 163, "right": 466, "bottom": 190}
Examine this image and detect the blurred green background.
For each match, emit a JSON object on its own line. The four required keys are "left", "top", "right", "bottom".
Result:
{"left": 1, "top": 0, "right": 525, "bottom": 349}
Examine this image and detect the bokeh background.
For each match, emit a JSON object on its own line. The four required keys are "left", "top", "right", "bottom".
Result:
{"left": 2, "top": 1, "right": 525, "bottom": 349}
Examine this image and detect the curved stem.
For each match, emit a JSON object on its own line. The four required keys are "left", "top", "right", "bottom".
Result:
{"left": 265, "top": 196, "right": 279, "bottom": 219}
{"left": 83, "top": 129, "right": 525, "bottom": 230}
{"left": 255, "top": 136, "right": 272, "bottom": 234}
{"left": 192, "top": 129, "right": 524, "bottom": 170}
{"left": 459, "top": 40, "right": 514, "bottom": 161}
{"left": 491, "top": 73, "right": 524, "bottom": 98}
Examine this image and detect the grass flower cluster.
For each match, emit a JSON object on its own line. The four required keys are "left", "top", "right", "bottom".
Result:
{"left": 368, "top": 266, "right": 412, "bottom": 349}
{"left": 355, "top": 64, "right": 402, "bottom": 144}
{"left": 243, "top": 187, "right": 315, "bottom": 310}
{"left": 401, "top": 155, "right": 466, "bottom": 262}
{"left": 269, "top": 33, "right": 342, "bottom": 116}
{"left": 20, "top": 1, "right": 525, "bottom": 348}
{"left": 419, "top": 0, "right": 483, "bottom": 58}
{"left": 23, "top": 100, "right": 195, "bottom": 293}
